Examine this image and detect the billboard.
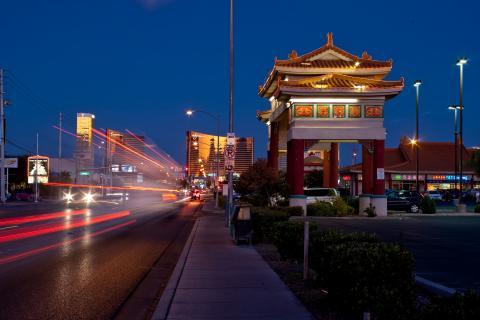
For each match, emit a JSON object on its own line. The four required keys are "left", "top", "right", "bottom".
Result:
{"left": 27, "top": 156, "right": 49, "bottom": 184}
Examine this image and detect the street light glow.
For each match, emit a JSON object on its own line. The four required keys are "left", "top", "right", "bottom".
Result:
{"left": 186, "top": 110, "right": 194, "bottom": 116}
{"left": 413, "top": 80, "right": 422, "bottom": 88}
{"left": 409, "top": 138, "right": 418, "bottom": 145}
{"left": 456, "top": 58, "right": 468, "bottom": 66}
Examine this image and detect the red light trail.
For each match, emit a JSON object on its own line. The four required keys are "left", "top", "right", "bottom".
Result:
{"left": 0, "top": 210, "right": 130, "bottom": 244}
{"left": 0, "top": 219, "right": 136, "bottom": 266}
{"left": 0, "top": 209, "right": 88, "bottom": 227}
{"left": 44, "top": 182, "right": 178, "bottom": 193}
{"left": 93, "top": 128, "right": 165, "bottom": 169}
{"left": 125, "top": 129, "right": 178, "bottom": 169}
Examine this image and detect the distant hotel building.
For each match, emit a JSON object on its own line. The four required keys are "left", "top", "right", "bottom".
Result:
{"left": 74, "top": 113, "right": 95, "bottom": 182}
{"left": 186, "top": 131, "right": 254, "bottom": 178}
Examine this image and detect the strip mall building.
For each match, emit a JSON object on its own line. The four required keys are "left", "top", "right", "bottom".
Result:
{"left": 340, "top": 136, "right": 479, "bottom": 195}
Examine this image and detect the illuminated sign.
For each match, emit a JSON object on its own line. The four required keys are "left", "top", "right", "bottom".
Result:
{"left": 392, "top": 174, "right": 422, "bottom": 181}
{"left": 76, "top": 113, "right": 94, "bottom": 160}
{"left": 27, "top": 156, "right": 49, "bottom": 184}
{"left": 430, "top": 175, "right": 470, "bottom": 181}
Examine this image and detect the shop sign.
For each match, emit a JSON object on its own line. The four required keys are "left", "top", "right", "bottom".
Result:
{"left": 392, "top": 174, "right": 423, "bottom": 181}
{"left": 429, "top": 175, "right": 470, "bottom": 181}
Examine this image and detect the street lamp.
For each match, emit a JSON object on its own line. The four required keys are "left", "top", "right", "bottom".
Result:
{"left": 448, "top": 105, "right": 461, "bottom": 196}
{"left": 456, "top": 58, "right": 467, "bottom": 207}
{"left": 185, "top": 109, "right": 221, "bottom": 208}
{"left": 413, "top": 80, "right": 421, "bottom": 191}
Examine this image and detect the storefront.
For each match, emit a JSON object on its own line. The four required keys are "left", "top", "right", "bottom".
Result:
{"left": 340, "top": 137, "right": 479, "bottom": 195}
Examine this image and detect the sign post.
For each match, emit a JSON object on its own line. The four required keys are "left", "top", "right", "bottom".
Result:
{"left": 225, "top": 132, "right": 236, "bottom": 226}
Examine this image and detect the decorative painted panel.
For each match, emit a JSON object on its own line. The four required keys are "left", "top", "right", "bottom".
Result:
{"left": 333, "top": 105, "right": 346, "bottom": 118}
{"left": 348, "top": 105, "right": 361, "bottom": 118}
{"left": 365, "top": 105, "right": 384, "bottom": 118}
{"left": 294, "top": 105, "right": 314, "bottom": 118}
{"left": 316, "top": 105, "right": 330, "bottom": 118}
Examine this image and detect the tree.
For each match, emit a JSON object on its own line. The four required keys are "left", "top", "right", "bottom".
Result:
{"left": 305, "top": 170, "right": 323, "bottom": 188}
{"left": 235, "top": 159, "right": 284, "bottom": 206}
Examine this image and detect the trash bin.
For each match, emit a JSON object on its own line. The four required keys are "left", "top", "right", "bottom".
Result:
{"left": 231, "top": 205, "right": 252, "bottom": 245}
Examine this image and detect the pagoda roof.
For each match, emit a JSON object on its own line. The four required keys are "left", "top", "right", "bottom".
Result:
{"left": 259, "top": 33, "right": 396, "bottom": 98}
{"left": 279, "top": 74, "right": 404, "bottom": 90}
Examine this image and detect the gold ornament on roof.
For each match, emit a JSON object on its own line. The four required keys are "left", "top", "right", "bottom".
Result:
{"left": 288, "top": 50, "right": 298, "bottom": 60}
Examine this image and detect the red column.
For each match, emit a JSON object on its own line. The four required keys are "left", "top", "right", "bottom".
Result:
{"left": 287, "top": 139, "right": 305, "bottom": 195}
{"left": 329, "top": 142, "right": 339, "bottom": 188}
{"left": 373, "top": 139, "right": 385, "bottom": 195}
{"left": 267, "top": 122, "right": 279, "bottom": 171}
{"left": 362, "top": 142, "right": 374, "bottom": 194}
{"left": 323, "top": 150, "right": 330, "bottom": 188}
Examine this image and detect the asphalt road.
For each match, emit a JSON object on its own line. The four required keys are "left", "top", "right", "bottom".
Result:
{"left": 313, "top": 216, "right": 480, "bottom": 292}
{"left": 0, "top": 195, "right": 199, "bottom": 319}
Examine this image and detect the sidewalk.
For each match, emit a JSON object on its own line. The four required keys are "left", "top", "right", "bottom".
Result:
{"left": 153, "top": 204, "right": 313, "bottom": 320}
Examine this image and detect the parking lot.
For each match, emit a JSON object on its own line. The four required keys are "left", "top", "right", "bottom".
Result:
{"left": 314, "top": 216, "right": 480, "bottom": 291}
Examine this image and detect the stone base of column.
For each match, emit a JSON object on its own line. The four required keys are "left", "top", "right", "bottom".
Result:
{"left": 359, "top": 194, "right": 371, "bottom": 216}
{"left": 370, "top": 195, "right": 387, "bottom": 217}
{"left": 289, "top": 195, "right": 307, "bottom": 215}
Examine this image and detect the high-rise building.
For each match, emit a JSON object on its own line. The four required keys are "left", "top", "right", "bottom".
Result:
{"left": 186, "top": 131, "right": 254, "bottom": 178}
{"left": 74, "top": 113, "right": 95, "bottom": 182}
{"left": 106, "top": 129, "right": 146, "bottom": 184}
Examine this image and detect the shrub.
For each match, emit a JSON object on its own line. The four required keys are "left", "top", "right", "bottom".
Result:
{"left": 320, "top": 242, "right": 416, "bottom": 319}
{"left": 421, "top": 197, "right": 437, "bottom": 214}
{"left": 307, "top": 201, "right": 335, "bottom": 216}
{"left": 275, "top": 199, "right": 289, "bottom": 207}
{"left": 419, "top": 290, "right": 480, "bottom": 320}
{"left": 332, "top": 197, "right": 354, "bottom": 216}
{"left": 307, "top": 197, "right": 354, "bottom": 216}
{"left": 272, "top": 221, "right": 306, "bottom": 262}
{"left": 251, "top": 207, "right": 289, "bottom": 243}
{"left": 274, "top": 206, "right": 304, "bottom": 217}
{"left": 475, "top": 204, "right": 480, "bottom": 213}
{"left": 346, "top": 197, "right": 359, "bottom": 214}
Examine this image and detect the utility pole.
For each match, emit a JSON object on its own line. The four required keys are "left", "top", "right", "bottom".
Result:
{"left": 227, "top": 0, "right": 235, "bottom": 225}
{"left": 35, "top": 133, "right": 39, "bottom": 203}
{"left": 58, "top": 112, "right": 63, "bottom": 199}
{"left": 0, "top": 68, "right": 6, "bottom": 204}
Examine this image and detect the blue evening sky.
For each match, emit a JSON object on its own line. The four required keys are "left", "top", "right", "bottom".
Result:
{"left": 0, "top": 0, "right": 478, "bottom": 166}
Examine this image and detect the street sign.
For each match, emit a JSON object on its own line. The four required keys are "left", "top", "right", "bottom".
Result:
{"left": 0, "top": 158, "right": 18, "bottom": 168}
{"left": 225, "top": 132, "right": 236, "bottom": 173}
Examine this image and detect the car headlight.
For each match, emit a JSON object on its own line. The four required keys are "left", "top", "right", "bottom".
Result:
{"left": 64, "top": 192, "right": 74, "bottom": 202}
{"left": 83, "top": 192, "right": 95, "bottom": 203}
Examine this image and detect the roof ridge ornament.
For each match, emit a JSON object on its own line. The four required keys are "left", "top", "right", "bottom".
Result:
{"left": 327, "top": 32, "right": 333, "bottom": 46}
{"left": 288, "top": 50, "right": 298, "bottom": 60}
{"left": 361, "top": 51, "right": 372, "bottom": 60}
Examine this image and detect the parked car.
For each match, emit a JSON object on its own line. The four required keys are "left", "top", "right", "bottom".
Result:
{"left": 304, "top": 187, "right": 338, "bottom": 204}
{"left": 427, "top": 190, "right": 443, "bottom": 201}
{"left": 15, "top": 191, "right": 34, "bottom": 201}
{"left": 387, "top": 190, "right": 422, "bottom": 213}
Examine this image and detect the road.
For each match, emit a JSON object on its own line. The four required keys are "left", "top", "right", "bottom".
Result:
{"left": 0, "top": 195, "right": 199, "bottom": 319}
{"left": 313, "top": 216, "right": 480, "bottom": 292}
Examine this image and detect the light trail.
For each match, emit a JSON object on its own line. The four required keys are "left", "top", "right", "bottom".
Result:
{"left": 45, "top": 182, "right": 179, "bottom": 193}
{"left": 125, "top": 129, "right": 179, "bottom": 169}
{"left": 0, "top": 209, "right": 88, "bottom": 227}
{"left": 0, "top": 220, "right": 136, "bottom": 266}
{"left": 0, "top": 210, "right": 130, "bottom": 244}
{"left": 53, "top": 126, "right": 103, "bottom": 149}
{"left": 93, "top": 129, "right": 165, "bottom": 169}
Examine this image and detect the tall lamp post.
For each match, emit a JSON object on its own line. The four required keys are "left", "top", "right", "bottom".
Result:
{"left": 456, "top": 58, "right": 467, "bottom": 207}
{"left": 414, "top": 80, "right": 422, "bottom": 192}
{"left": 448, "top": 105, "right": 460, "bottom": 197}
{"left": 227, "top": 0, "right": 235, "bottom": 225}
{"left": 186, "top": 109, "right": 221, "bottom": 208}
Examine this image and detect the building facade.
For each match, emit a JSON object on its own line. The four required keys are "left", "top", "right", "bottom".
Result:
{"left": 186, "top": 130, "right": 254, "bottom": 179}
{"left": 340, "top": 137, "right": 479, "bottom": 195}
{"left": 74, "top": 113, "right": 95, "bottom": 183}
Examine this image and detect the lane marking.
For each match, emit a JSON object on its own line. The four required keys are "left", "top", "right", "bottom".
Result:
{"left": 0, "top": 226, "right": 18, "bottom": 231}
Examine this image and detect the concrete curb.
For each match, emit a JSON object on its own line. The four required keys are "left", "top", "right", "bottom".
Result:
{"left": 415, "top": 275, "right": 457, "bottom": 297}
{"left": 151, "top": 218, "right": 200, "bottom": 320}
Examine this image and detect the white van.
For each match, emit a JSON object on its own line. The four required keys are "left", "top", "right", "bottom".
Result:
{"left": 304, "top": 188, "right": 339, "bottom": 204}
